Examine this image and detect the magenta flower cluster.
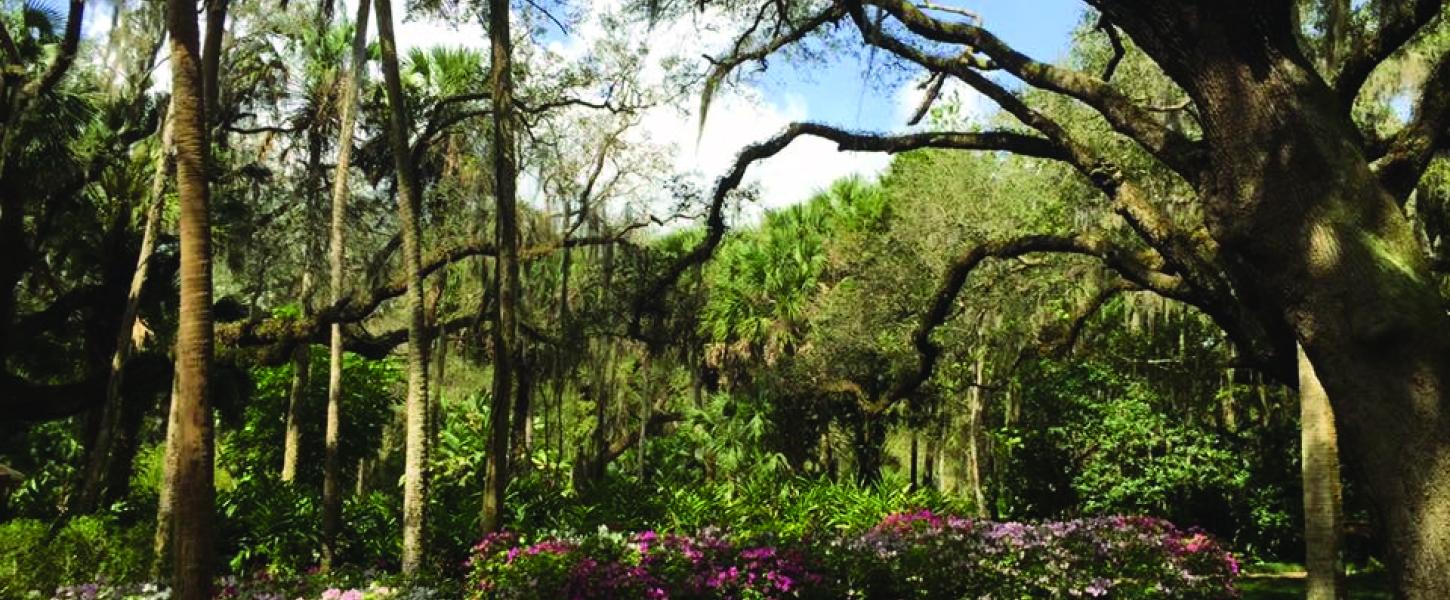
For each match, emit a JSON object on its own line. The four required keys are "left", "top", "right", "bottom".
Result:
{"left": 466, "top": 512, "right": 1240, "bottom": 599}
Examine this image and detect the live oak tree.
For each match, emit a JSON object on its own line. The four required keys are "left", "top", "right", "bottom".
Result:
{"left": 639, "top": 0, "right": 1450, "bottom": 595}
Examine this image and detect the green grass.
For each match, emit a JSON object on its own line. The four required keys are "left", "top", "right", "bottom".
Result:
{"left": 1238, "top": 571, "right": 1391, "bottom": 599}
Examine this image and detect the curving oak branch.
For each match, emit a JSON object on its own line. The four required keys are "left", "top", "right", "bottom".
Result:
{"left": 1334, "top": 0, "right": 1445, "bottom": 107}
{"left": 1373, "top": 46, "right": 1450, "bottom": 204}
{"left": 874, "top": 232, "right": 1182, "bottom": 414}
{"left": 629, "top": 121, "right": 1073, "bottom": 339}
{"left": 860, "top": 0, "right": 1204, "bottom": 181}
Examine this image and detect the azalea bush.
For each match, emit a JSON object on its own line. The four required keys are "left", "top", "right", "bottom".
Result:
{"left": 821, "top": 511, "right": 1238, "bottom": 599}
{"left": 466, "top": 512, "right": 1240, "bottom": 599}
{"left": 465, "top": 529, "right": 827, "bottom": 600}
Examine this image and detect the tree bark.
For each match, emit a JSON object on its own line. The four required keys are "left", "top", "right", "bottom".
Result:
{"left": 851, "top": 412, "right": 886, "bottom": 485}
{"left": 320, "top": 0, "right": 369, "bottom": 570}
{"left": 482, "top": 0, "right": 519, "bottom": 534}
{"left": 964, "top": 356, "right": 988, "bottom": 517}
{"left": 152, "top": 373, "right": 180, "bottom": 581}
{"left": 373, "top": 0, "right": 430, "bottom": 573}
{"left": 163, "top": 0, "right": 216, "bottom": 595}
{"left": 280, "top": 343, "right": 309, "bottom": 482}
{"left": 1300, "top": 343, "right": 1345, "bottom": 600}
{"left": 1093, "top": 5, "right": 1450, "bottom": 595}
{"left": 202, "top": 0, "right": 228, "bottom": 130}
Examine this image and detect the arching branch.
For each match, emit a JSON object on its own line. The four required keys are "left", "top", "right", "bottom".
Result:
{"left": 874, "top": 232, "right": 1186, "bottom": 414}
{"left": 628, "top": 121, "right": 1071, "bottom": 339}
{"left": 1335, "top": 0, "right": 1445, "bottom": 106}
{"left": 699, "top": 4, "right": 849, "bottom": 130}
{"left": 1373, "top": 47, "right": 1450, "bottom": 203}
{"left": 859, "top": 0, "right": 1204, "bottom": 181}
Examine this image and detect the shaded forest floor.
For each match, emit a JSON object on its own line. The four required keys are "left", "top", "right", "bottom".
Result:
{"left": 1239, "top": 566, "right": 1390, "bottom": 599}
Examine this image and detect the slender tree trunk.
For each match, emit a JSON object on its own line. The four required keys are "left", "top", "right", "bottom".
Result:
{"left": 152, "top": 373, "right": 180, "bottom": 581}
{"left": 510, "top": 356, "right": 532, "bottom": 472}
{"left": 163, "top": 0, "right": 216, "bottom": 595}
{"left": 851, "top": 408, "right": 886, "bottom": 485}
{"left": 281, "top": 341, "right": 309, "bottom": 482}
{"left": 1300, "top": 344, "right": 1345, "bottom": 600}
{"left": 922, "top": 426, "right": 936, "bottom": 490}
{"left": 320, "top": 0, "right": 369, "bottom": 571}
{"left": 201, "top": 0, "right": 227, "bottom": 131}
{"left": 908, "top": 430, "right": 918, "bottom": 490}
{"left": 76, "top": 112, "right": 172, "bottom": 514}
{"left": 482, "top": 0, "right": 519, "bottom": 534}
{"left": 964, "top": 356, "right": 988, "bottom": 517}
{"left": 374, "top": 0, "right": 430, "bottom": 572}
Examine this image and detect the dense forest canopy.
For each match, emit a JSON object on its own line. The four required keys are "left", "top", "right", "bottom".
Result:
{"left": 1, "top": 0, "right": 1448, "bottom": 598}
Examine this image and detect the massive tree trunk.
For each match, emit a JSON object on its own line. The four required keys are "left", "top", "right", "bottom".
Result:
{"left": 163, "top": 0, "right": 216, "bottom": 596}
{"left": 321, "top": 0, "right": 370, "bottom": 571}
{"left": 1300, "top": 344, "right": 1345, "bottom": 600}
{"left": 1095, "top": 4, "right": 1450, "bottom": 595}
{"left": 482, "top": 0, "right": 520, "bottom": 534}
{"left": 373, "top": 0, "right": 431, "bottom": 573}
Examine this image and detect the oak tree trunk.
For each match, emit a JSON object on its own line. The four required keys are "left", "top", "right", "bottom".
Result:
{"left": 1097, "top": 7, "right": 1450, "bottom": 594}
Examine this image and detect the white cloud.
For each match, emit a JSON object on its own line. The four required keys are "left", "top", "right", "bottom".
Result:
{"left": 658, "top": 89, "right": 890, "bottom": 214}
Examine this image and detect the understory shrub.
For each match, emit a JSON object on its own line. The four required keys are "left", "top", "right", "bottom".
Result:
{"left": 466, "top": 511, "right": 1239, "bottom": 599}
{"left": 0, "top": 516, "right": 150, "bottom": 598}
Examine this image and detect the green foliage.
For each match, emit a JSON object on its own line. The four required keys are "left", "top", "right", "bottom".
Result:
{"left": 218, "top": 474, "right": 323, "bottom": 575}
{"left": 222, "top": 348, "right": 401, "bottom": 491}
{"left": 0, "top": 516, "right": 151, "bottom": 597}
{"left": 999, "top": 360, "right": 1248, "bottom": 531}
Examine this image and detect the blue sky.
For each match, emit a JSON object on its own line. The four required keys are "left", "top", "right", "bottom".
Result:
{"left": 66, "top": 0, "right": 1093, "bottom": 213}
{"left": 757, "top": 1, "right": 1087, "bottom": 132}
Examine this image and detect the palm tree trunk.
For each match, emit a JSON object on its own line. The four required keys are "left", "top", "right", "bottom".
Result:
{"left": 76, "top": 111, "right": 172, "bottom": 514}
{"left": 164, "top": 0, "right": 216, "bottom": 595}
{"left": 481, "top": 0, "right": 519, "bottom": 534}
{"left": 280, "top": 343, "right": 309, "bottom": 482}
{"left": 202, "top": 0, "right": 227, "bottom": 131}
{"left": 151, "top": 373, "right": 180, "bottom": 580}
{"left": 1300, "top": 343, "right": 1344, "bottom": 600}
{"left": 373, "top": 0, "right": 430, "bottom": 573}
{"left": 320, "top": 0, "right": 369, "bottom": 571}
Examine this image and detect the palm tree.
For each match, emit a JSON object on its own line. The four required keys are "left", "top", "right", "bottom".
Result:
{"left": 482, "top": 0, "right": 520, "bottom": 534}
{"left": 373, "top": 0, "right": 431, "bottom": 573}
{"left": 321, "top": 0, "right": 371, "bottom": 571}
{"left": 163, "top": 0, "right": 216, "bottom": 597}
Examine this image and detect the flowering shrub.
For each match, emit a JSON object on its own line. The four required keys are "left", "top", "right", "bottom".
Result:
{"left": 467, "top": 513, "right": 1239, "bottom": 599}
{"left": 823, "top": 511, "right": 1238, "bottom": 599}
{"left": 465, "top": 529, "right": 826, "bottom": 599}
{"left": 45, "top": 576, "right": 443, "bottom": 600}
